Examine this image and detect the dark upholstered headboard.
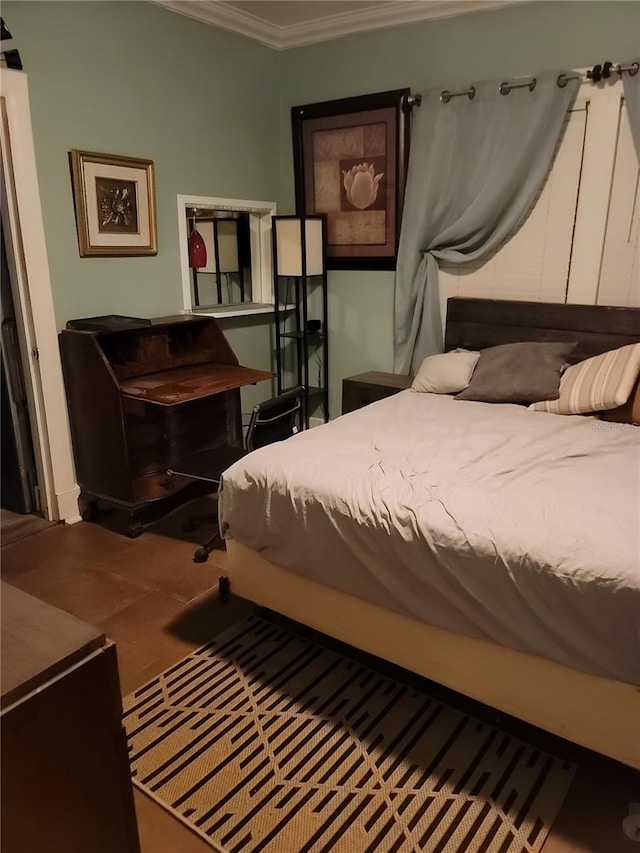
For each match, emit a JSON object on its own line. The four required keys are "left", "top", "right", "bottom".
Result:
{"left": 444, "top": 298, "right": 640, "bottom": 364}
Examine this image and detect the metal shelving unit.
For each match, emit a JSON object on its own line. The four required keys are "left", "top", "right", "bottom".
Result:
{"left": 272, "top": 215, "right": 329, "bottom": 428}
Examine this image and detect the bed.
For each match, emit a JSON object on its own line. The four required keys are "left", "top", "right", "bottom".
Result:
{"left": 218, "top": 298, "right": 640, "bottom": 769}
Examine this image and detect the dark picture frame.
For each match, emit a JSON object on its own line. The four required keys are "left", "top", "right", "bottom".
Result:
{"left": 70, "top": 150, "right": 157, "bottom": 257}
{"left": 292, "top": 89, "right": 411, "bottom": 270}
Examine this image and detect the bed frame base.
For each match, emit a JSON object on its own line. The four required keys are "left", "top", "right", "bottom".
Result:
{"left": 226, "top": 540, "right": 640, "bottom": 770}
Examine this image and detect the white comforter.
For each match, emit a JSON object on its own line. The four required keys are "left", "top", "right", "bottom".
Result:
{"left": 219, "top": 391, "right": 640, "bottom": 685}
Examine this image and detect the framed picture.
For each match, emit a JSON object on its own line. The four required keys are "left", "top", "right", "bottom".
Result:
{"left": 70, "top": 150, "right": 157, "bottom": 256}
{"left": 292, "top": 88, "right": 411, "bottom": 270}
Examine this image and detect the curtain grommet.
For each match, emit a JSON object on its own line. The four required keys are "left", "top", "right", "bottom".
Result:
{"left": 499, "top": 79, "right": 536, "bottom": 96}
{"left": 439, "top": 86, "right": 475, "bottom": 103}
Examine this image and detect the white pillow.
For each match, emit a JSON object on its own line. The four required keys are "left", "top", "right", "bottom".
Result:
{"left": 411, "top": 351, "right": 480, "bottom": 394}
{"left": 530, "top": 343, "right": 640, "bottom": 414}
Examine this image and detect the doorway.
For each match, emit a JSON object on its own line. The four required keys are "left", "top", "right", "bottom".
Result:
{"left": 1, "top": 213, "right": 40, "bottom": 520}
{"left": 0, "top": 71, "right": 80, "bottom": 525}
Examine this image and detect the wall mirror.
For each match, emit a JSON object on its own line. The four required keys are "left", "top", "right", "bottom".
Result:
{"left": 177, "top": 195, "right": 276, "bottom": 317}
{"left": 187, "top": 209, "right": 251, "bottom": 308}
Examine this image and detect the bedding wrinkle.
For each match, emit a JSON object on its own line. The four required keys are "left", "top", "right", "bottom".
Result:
{"left": 220, "top": 391, "right": 640, "bottom": 685}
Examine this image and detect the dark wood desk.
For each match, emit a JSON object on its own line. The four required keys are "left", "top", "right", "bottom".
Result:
{"left": 60, "top": 314, "right": 272, "bottom": 534}
{"left": 1, "top": 584, "right": 140, "bottom": 853}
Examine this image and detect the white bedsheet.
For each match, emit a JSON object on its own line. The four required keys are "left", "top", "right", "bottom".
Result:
{"left": 219, "top": 391, "right": 640, "bottom": 685}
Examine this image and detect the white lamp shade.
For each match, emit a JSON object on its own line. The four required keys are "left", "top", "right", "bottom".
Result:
{"left": 198, "top": 220, "right": 240, "bottom": 273}
{"left": 275, "top": 218, "right": 324, "bottom": 277}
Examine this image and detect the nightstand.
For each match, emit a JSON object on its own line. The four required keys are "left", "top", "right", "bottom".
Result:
{"left": 342, "top": 371, "right": 412, "bottom": 414}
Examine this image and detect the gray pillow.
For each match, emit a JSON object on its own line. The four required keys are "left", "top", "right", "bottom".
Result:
{"left": 455, "top": 341, "right": 576, "bottom": 404}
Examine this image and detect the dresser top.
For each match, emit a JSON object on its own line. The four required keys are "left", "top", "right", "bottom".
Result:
{"left": 1, "top": 583, "right": 106, "bottom": 710}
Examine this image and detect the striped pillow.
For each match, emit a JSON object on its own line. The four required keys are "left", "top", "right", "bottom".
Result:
{"left": 600, "top": 375, "right": 640, "bottom": 424}
{"left": 530, "top": 343, "right": 640, "bottom": 414}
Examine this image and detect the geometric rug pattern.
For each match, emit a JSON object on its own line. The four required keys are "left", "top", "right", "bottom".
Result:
{"left": 123, "top": 615, "right": 576, "bottom": 853}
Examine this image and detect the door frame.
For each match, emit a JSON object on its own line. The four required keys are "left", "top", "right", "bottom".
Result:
{"left": 1, "top": 70, "right": 80, "bottom": 523}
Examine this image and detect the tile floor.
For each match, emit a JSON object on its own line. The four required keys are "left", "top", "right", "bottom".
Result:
{"left": 1, "top": 506, "right": 638, "bottom": 853}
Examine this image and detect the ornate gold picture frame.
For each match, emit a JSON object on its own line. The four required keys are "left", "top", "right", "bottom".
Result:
{"left": 292, "top": 89, "right": 410, "bottom": 270}
{"left": 70, "top": 150, "right": 157, "bottom": 256}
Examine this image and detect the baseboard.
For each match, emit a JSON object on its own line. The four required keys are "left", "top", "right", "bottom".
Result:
{"left": 55, "top": 485, "right": 81, "bottom": 524}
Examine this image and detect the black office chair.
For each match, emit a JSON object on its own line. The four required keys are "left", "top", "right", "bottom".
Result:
{"left": 168, "top": 386, "right": 304, "bottom": 563}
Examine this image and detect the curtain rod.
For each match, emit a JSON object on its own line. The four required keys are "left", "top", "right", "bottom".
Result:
{"left": 557, "top": 60, "right": 638, "bottom": 88}
{"left": 440, "top": 78, "right": 536, "bottom": 102}
{"left": 432, "top": 60, "right": 639, "bottom": 103}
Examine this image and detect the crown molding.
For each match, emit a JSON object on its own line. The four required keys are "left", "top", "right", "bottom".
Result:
{"left": 152, "top": 1, "right": 521, "bottom": 50}
{"left": 278, "top": 1, "right": 520, "bottom": 49}
{"left": 153, "top": 1, "right": 282, "bottom": 47}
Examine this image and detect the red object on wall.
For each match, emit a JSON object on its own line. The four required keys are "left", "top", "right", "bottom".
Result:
{"left": 188, "top": 226, "right": 207, "bottom": 269}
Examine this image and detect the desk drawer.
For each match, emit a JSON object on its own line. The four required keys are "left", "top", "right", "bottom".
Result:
{"left": 124, "top": 392, "right": 241, "bottom": 476}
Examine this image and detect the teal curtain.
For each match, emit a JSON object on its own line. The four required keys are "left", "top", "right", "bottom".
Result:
{"left": 394, "top": 70, "right": 579, "bottom": 374}
{"left": 622, "top": 61, "right": 640, "bottom": 163}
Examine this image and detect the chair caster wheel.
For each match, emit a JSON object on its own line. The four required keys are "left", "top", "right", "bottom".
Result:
{"left": 193, "top": 548, "right": 209, "bottom": 563}
{"left": 127, "top": 522, "right": 143, "bottom": 539}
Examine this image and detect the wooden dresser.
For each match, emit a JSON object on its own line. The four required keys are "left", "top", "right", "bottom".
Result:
{"left": 1, "top": 583, "right": 140, "bottom": 853}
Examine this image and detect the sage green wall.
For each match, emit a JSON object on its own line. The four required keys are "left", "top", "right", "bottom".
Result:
{"left": 3, "top": 1, "right": 279, "bottom": 403}
{"left": 6, "top": 2, "right": 640, "bottom": 419}
{"left": 280, "top": 1, "right": 640, "bottom": 417}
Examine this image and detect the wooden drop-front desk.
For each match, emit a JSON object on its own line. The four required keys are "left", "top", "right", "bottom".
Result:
{"left": 60, "top": 314, "right": 272, "bottom": 534}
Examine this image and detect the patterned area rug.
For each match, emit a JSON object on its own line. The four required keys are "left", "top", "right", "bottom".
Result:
{"left": 123, "top": 615, "right": 576, "bottom": 853}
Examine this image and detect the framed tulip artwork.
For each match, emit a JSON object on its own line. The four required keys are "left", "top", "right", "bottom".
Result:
{"left": 292, "top": 89, "right": 411, "bottom": 270}
{"left": 70, "top": 150, "right": 157, "bottom": 256}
